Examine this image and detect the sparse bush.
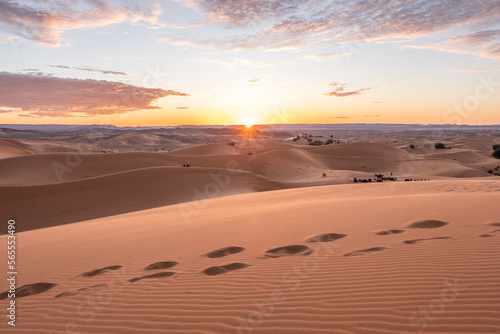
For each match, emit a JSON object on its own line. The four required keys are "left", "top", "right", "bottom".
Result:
{"left": 493, "top": 144, "right": 500, "bottom": 151}
{"left": 488, "top": 170, "right": 494, "bottom": 174}
{"left": 435, "top": 143, "right": 446, "bottom": 149}
{"left": 493, "top": 149, "right": 500, "bottom": 159}
{"left": 325, "top": 139, "right": 333, "bottom": 145}
{"left": 409, "top": 144, "right": 415, "bottom": 149}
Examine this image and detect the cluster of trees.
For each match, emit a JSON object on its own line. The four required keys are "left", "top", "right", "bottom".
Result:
{"left": 292, "top": 133, "right": 345, "bottom": 146}
{"left": 493, "top": 144, "right": 500, "bottom": 159}
{"left": 434, "top": 143, "right": 449, "bottom": 149}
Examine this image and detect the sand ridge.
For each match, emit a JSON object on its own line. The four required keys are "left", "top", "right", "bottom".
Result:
{"left": 1, "top": 179, "right": 499, "bottom": 333}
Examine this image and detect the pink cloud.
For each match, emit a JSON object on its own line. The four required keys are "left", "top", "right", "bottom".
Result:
{"left": 0, "top": 0, "right": 160, "bottom": 46}
{"left": 324, "top": 82, "right": 371, "bottom": 97}
{"left": 0, "top": 72, "right": 189, "bottom": 117}
{"left": 170, "top": 1, "right": 500, "bottom": 59}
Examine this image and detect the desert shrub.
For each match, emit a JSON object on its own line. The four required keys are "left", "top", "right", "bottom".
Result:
{"left": 493, "top": 144, "right": 500, "bottom": 151}
{"left": 435, "top": 143, "right": 446, "bottom": 149}
{"left": 493, "top": 149, "right": 500, "bottom": 159}
{"left": 410, "top": 144, "right": 415, "bottom": 149}
{"left": 488, "top": 170, "right": 494, "bottom": 174}
{"left": 325, "top": 139, "right": 333, "bottom": 145}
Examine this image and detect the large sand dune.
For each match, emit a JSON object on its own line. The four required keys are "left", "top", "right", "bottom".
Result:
{"left": 1, "top": 180, "right": 499, "bottom": 333}
{"left": 0, "top": 139, "right": 32, "bottom": 159}
{"left": 1, "top": 133, "right": 499, "bottom": 333}
{"left": 1, "top": 141, "right": 497, "bottom": 233}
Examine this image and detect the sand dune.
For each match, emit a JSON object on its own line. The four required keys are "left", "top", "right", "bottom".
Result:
{"left": 1, "top": 166, "right": 284, "bottom": 232}
{"left": 0, "top": 139, "right": 32, "bottom": 158}
{"left": 1, "top": 140, "right": 498, "bottom": 233}
{"left": 1, "top": 180, "right": 499, "bottom": 333}
{"left": 2, "top": 141, "right": 494, "bottom": 187}
{"left": 1, "top": 136, "right": 500, "bottom": 333}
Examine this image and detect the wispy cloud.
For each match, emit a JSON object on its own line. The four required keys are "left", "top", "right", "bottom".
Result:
{"left": 248, "top": 79, "right": 260, "bottom": 83}
{"left": 0, "top": 72, "right": 189, "bottom": 117}
{"left": 405, "top": 29, "right": 500, "bottom": 60}
{"left": 48, "top": 65, "right": 130, "bottom": 75}
{"left": 302, "top": 53, "right": 351, "bottom": 62}
{"left": 168, "top": 0, "right": 500, "bottom": 59}
{"left": 0, "top": 0, "right": 161, "bottom": 46}
{"left": 324, "top": 82, "right": 371, "bottom": 98}
{"left": 176, "top": 106, "right": 189, "bottom": 109}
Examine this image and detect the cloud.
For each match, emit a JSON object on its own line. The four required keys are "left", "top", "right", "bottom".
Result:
{"left": 248, "top": 79, "right": 260, "bottom": 83}
{"left": 176, "top": 107, "right": 189, "bottom": 109}
{"left": 405, "top": 29, "right": 500, "bottom": 60}
{"left": 0, "top": 0, "right": 160, "bottom": 46}
{"left": 170, "top": 0, "right": 500, "bottom": 59}
{"left": 48, "top": 65, "right": 130, "bottom": 75}
{"left": 0, "top": 72, "right": 189, "bottom": 117}
{"left": 324, "top": 82, "right": 371, "bottom": 97}
{"left": 178, "top": 0, "right": 302, "bottom": 26}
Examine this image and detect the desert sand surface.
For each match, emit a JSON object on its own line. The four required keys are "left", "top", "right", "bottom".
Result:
{"left": 1, "top": 125, "right": 500, "bottom": 333}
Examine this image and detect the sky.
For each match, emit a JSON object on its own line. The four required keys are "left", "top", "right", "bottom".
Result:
{"left": 0, "top": 0, "right": 499, "bottom": 126}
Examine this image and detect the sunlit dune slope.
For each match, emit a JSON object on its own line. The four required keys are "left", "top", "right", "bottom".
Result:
{"left": 2, "top": 180, "right": 499, "bottom": 333}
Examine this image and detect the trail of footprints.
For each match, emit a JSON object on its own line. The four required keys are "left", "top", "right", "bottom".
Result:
{"left": 2, "top": 220, "right": 499, "bottom": 300}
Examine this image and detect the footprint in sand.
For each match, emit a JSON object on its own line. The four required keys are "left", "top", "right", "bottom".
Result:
{"left": 79, "top": 265, "right": 122, "bottom": 278}
{"left": 408, "top": 220, "right": 449, "bottom": 229}
{"left": 55, "top": 284, "right": 107, "bottom": 299}
{"left": 203, "top": 246, "right": 245, "bottom": 258}
{"left": 344, "top": 247, "right": 387, "bottom": 257}
{"left": 144, "top": 261, "right": 178, "bottom": 271}
{"left": 306, "top": 233, "right": 347, "bottom": 242}
{"left": 129, "top": 272, "right": 176, "bottom": 283}
{"left": 263, "top": 245, "right": 314, "bottom": 258}
{"left": 0, "top": 283, "right": 57, "bottom": 300}
{"left": 202, "top": 263, "right": 249, "bottom": 276}
{"left": 376, "top": 229, "right": 405, "bottom": 236}
{"left": 403, "top": 236, "right": 452, "bottom": 244}
{"left": 480, "top": 229, "right": 500, "bottom": 238}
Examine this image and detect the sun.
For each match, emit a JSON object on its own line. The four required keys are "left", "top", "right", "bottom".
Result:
{"left": 240, "top": 116, "right": 258, "bottom": 128}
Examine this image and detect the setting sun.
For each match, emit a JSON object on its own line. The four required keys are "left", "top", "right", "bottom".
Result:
{"left": 240, "top": 115, "right": 258, "bottom": 128}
